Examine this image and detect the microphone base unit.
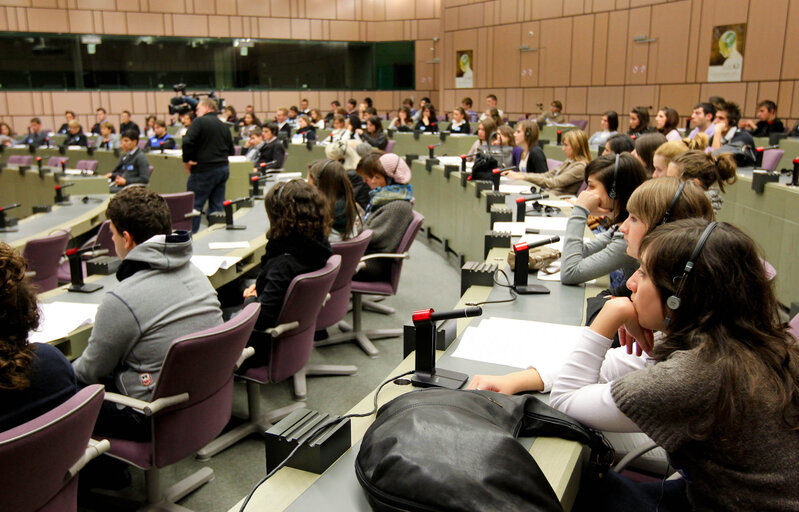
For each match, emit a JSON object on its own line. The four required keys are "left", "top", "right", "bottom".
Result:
{"left": 264, "top": 409, "right": 351, "bottom": 475}
{"left": 0, "top": 226, "right": 19, "bottom": 233}
{"left": 513, "top": 284, "right": 550, "bottom": 295}
{"left": 225, "top": 224, "right": 246, "bottom": 230}
{"left": 68, "top": 282, "right": 104, "bottom": 293}
{"left": 411, "top": 368, "right": 469, "bottom": 390}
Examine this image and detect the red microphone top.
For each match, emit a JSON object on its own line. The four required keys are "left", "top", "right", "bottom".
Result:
{"left": 223, "top": 200, "right": 232, "bottom": 206}
{"left": 467, "top": 175, "right": 472, "bottom": 181}
{"left": 513, "top": 242, "right": 529, "bottom": 252}
{"left": 756, "top": 147, "right": 764, "bottom": 152}
{"left": 65, "top": 248, "right": 79, "bottom": 256}
{"left": 160, "top": 141, "right": 164, "bottom": 146}
{"left": 428, "top": 145, "right": 434, "bottom": 149}
{"left": 260, "top": 162, "right": 266, "bottom": 167}
{"left": 492, "top": 168, "right": 502, "bottom": 174}
{"left": 794, "top": 157, "right": 799, "bottom": 163}
{"left": 36, "top": 156, "right": 42, "bottom": 161}
{"left": 251, "top": 176, "right": 258, "bottom": 181}
{"left": 460, "top": 154, "right": 466, "bottom": 159}
{"left": 54, "top": 185, "right": 61, "bottom": 190}
{"left": 557, "top": 130, "right": 562, "bottom": 134}
{"left": 412, "top": 308, "right": 434, "bottom": 322}
{"left": 516, "top": 197, "right": 526, "bottom": 203}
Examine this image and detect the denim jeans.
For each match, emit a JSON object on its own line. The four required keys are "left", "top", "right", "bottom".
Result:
{"left": 187, "top": 165, "right": 229, "bottom": 232}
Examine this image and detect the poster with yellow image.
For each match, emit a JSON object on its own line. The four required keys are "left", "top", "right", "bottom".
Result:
{"left": 708, "top": 24, "right": 746, "bottom": 82}
{"left": 456, "top": 50, "right": 473, "bottom": 88}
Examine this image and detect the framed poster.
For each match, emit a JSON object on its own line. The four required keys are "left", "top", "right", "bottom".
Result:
{"left": 456, "top": 50, "right": 473, "bottom": 89}
{"left": 708, "top": 24, "right": 746, "bottom": 82}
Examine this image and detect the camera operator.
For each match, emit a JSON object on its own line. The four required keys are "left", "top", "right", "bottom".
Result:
{"left": 182, "top": 98, "right": 234, "bottom": 232}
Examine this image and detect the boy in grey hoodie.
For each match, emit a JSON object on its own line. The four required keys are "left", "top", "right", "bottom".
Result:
{"left": 73, "top": 187, "right": 223, "bottom": 440}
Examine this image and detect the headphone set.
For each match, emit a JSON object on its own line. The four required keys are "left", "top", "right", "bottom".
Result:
{"left": 664, "top": 221, "right": 718, "bottom": 326}
{"left": 608, "top": 154, "right": 619, "bottom": 199}
{"left": 660, "top": 182, "right": 686, "bottom": 225}
{"left": 317, "top": 159, "right": 335, "bottom": 180}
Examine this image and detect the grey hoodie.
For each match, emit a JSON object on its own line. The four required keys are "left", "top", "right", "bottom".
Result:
{"left": 73, "top": 231, "right": 223, "bottom": 400}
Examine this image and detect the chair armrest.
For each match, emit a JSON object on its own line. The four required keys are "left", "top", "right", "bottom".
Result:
{"left": 359, "top": 252, "right": 410, "bottom": 262}
{"left": 67, "top": 438, "right": 110, "bottom": 479}
{"left": 25, "top": 271, "right": 36, "bottom": 279}
{"left": 261, "top": 320, "right": 300, "bottom": 338}
{"left": 104, "top": 391, "right": 190, "bottom": 416}
{"left": 322, "top": 293, "right": 331, "bottom": 307}
{"left": 235, "top": 346, "right": 255, "bottom": 370}
{"left": 613, "top": 439, "right": 659, "bottom": 473}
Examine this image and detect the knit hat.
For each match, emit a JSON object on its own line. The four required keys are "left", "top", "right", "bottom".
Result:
{"left": 379, "top": 153, "right": 411, "bottom": 185}
{"left": 324, "top": 140, "right": 360, "bottom": 170}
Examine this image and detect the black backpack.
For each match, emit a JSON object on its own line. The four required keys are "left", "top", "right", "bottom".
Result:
{"left": 356, "top": 388, "right": 613, "bottom": 512}
{"left": 471, "top": 152, "right": 499, "bottom": 181}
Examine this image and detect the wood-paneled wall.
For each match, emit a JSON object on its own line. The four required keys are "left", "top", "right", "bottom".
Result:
{"left": 440, "top": 0, "right": 799, "bottom": 133}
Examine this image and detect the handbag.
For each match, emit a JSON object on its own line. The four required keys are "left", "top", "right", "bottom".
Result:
{"left": 714, "top": 142, "right": 755, "bottom": 167}
{"left": 507, "top": 246, "right": 561, "bottom": 272}
{"left": 356, "top": 388, "right": 613, "bottom": 512}
{"left": 470, "top": 151, "right": 498, "bottom": 181}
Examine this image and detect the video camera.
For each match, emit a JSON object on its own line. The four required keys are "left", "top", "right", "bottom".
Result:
{"left": 169, "top": 83, "right": 225, "bottom": 115}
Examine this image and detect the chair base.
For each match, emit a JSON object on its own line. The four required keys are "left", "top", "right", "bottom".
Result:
{"left": 196, "top": 384, "right": 306, "bottom": 461}
{"left": 362, "top": 299, "right": 396, "bottom": 315}
{"left": 139, "top": 466, "right": 214, "bottom": 511}
{"left": 314, "top": 328, "right": 402, "bottom": 357}
{"left": 292, "top": 364, "right": 359, "bottom": 401}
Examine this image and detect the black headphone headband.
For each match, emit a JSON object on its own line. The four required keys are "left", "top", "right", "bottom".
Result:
{"left": 608, "top": 153, "right": 619, "bottom": 199}
{"left": 318, "top": 159, "right": 334, "bottom": 179}
{"left": 660, "top": 182, "right": 686, "bottom": 225}
{"left": 664, "top": 221, "right": 718, "bottom": 325}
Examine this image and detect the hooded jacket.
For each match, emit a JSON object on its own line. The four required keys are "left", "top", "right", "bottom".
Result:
{"left": 73, "top": 231, "right": 223, "bottom": 400}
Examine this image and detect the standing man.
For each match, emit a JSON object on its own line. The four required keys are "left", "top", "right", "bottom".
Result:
{"left": 182, "top": 98, "right": 234, "bottom": 232}
{"left": 687, "top": 102, "right": 716, "bottom": 140}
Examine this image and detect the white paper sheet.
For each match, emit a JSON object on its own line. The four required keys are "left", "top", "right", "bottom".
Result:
{"left": 538, "top": 199, "right": 574, "bottom": 209}
{"left": 451, "top": 317, "right": 582, "bottom": 372}
{"left": 191, "top": 255, "right": 242, "bottom": 276}
{"left": 435, "top": 156, "right": 473, "bottom": 169}
{"left": 499, "top": 183, "right": 536, "bottom": 194}
{"left": 29, "top": 302, "right": 99, "bottom": 344}
{"left": 208, "top": 241, "right": 250, "bottom": 250}
{"left": 524, "top": 216, "right": 569, "bottom": 234}
{"left": 274, "top": 172, "right": 303, "bottom": 180}
{"left": 228, "top": 155, "right": 249, "bottom": 162}
{"left": 492, "top": 222, "right": 526, "bottom": 236}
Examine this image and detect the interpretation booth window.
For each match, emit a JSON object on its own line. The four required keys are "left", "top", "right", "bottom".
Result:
{"left": 0, "top": 33, "right": 414, "bottom": 91}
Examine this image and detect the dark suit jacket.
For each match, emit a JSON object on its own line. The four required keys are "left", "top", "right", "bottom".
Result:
{"left": 111, "top": 148, "right": 150, "bottom": 186}
{"left": 257, "top": 138, "right": 286, "bottom": 171}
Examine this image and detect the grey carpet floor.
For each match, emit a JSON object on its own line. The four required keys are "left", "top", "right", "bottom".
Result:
{"left": 79, "top": 236, "right": 461, "bottom": 512}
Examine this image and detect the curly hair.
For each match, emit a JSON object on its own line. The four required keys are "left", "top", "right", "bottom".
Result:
{"left": 0, "top": 243, "right": 40, "bottom": 390}
{"left": 265, "top": 179, "right": 331, "bottom": 240}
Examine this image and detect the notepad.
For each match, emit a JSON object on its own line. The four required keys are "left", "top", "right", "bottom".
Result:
{"left": 524, "top": 216, "right": 569, "bottom": 234}
{"left": 451, "top": 317, "right": 582, "bottom": 371}
{"left": 492, "top": 222, "right": 526, "bottom": 236}
{"left": 29, "top": 302, "right": 99, "bottom": 344}
{"left": 191, "top": 255, "right": 242, "bottom": 276}
{"left": 208, "top": 241, "right": 250, "bottom": 250}
{"left": 228, "top": 155, "right": 249, "bottom": 162}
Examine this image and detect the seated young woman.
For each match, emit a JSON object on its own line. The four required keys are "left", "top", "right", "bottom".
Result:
{"left": 308, "top": 159, "right": 364, "bottom": 242}
{"left": 0, "top": 242, "right": 78, "bottom": 432}
{"left": 354, "top": 153, "right": 414, "bottom": 282}
{"left": 293, "top": 114, "right": 316, "bottom": 142}
{"left": 652, "top": 139, "right": 689, "bottom": 178}
{"left": 466, "top": 118, "right": 497, "bottom": 159}
{"left": 655, "top": 107, "right": 681, "bottom": 142}
{"left": 511, "top": 120, "right": 547, "bottom": 174}
{"left": 240, "top": 180, "right": 333, "bottom": 369}
{"left": 627, "top": 106, "right": 651, "bottom": 137}
{"left": 502, "top": 129, "right": 592, "bottom": 196}
{"left": 359, "top": 116, "right": 388, "bottom": 150}
{"left": 309, "top": 108, "right": 326, "bottom": 130}
{"left": 550, "top": 219, "right": 799, "bottom": 511}
{"left": 489, "top": 125, "right": 516, "bottom": 168}
{"left": 414, "top": 104, "right": 439, "bottom": 133}
{"left": 560, "top": 153, "right": 647, "bottom": 286}
{"left": 631, "top": 132, "right": 667, "bottom": 176}
{"left": 469, "top": 177, "right": 714, "bottom": 390}
{"left": 667, "top": 150, "right": 737, "bottom": 213}
{"left": 389, "top": 106, "right": 414, "bottom": 132}
{"left": 447, "top": 107, "right": 471, "bottom": 134}
{"left": 603, "top": 133, "right": 634, "bottom": 155}
{"left": 329, "top": 114, "right": 352, "bottom": 142}
{"left": 588, "top": 110, "right": 619, "bottom": 148}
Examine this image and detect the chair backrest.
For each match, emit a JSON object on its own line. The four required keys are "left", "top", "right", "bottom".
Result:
{"left": 282, "top": 150, "right": 289, "bottom": 169}
{"left": 8, "top": 155, "right": 33, "bottom": 166}
{"left": 161, "top": 192, "right": 195, "bottom": 232}
{"left": 148, "top": 165, "right": 154, "bottom": 177}
{"left": 234, "top": 145, "right": 243, "bottom": 156}
{"left": 762, "top": 149, "right": 784, "bottom": 171}
{"left": 47, "top": 156, "right": 67, "bottom": 168}
{"left": 137, "top": 139, "right": 147, "bottom": 150}
{"left": 570, "top": 119, "right": 588, "bottom": 131}
{"left": 317, "top": 230, "right": 374, "bottom": 330}
{"left": 149, "top": 302, "right": 261, "bottom": 467}
{"left": 267, "top": 255, "right": 341, "bottom": 383}
{"left": 24, "top": 229, "right": 71, "bottom": 292}
{"left": 547, "top": 158, "right": 562, "bottom": 171}
{"left": 790, "top": 313, "right": 799, "bottom": 341}
{"left": 383, "top": 211, "right": 424, "bottom": 293}
{"left": 75, "top": 160, "right": 98, "bottom": 172}
{"left": 0, "top": 384, "right": 104, "bottom": 512}
{"left": 385, "top": 140, "right": 396, "bottom": 154}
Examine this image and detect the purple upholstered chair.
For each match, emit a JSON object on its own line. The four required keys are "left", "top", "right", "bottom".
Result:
{"left": 300, "top": 230, "right": 374, "bottom": 386}
{"left": 570, "top": 119, "right": 588, "bottom": 131}
{"left": 47, "top": 156, "right": 67, "bottom": 168}
{"left": 761, "top": 149, "right": 784, "bottom": 171}
{"left": 75, "top": 160, "right": 98, "bottom": 173}
{"left": 547, "top": 158, "right": 562, "bottom": 171}
{"left": 8, "top": 155, "right": 33, "bottom": 166}
{"left": 162, "top": 192, "right": 196, "bottom": 232}
{"left": 316, "top": 212, "right": 424, "bottom": 356}
{"left": 0, "top": 384, "right": 108, "bottom": 512}
{"left": 196, "top": 256, "right": 341, "bottom": 459}
{"left": 234, "top": 145, "right": 243, "bottom": 156}
{"left": 24, "top": 229, "right": 71, "bottom": 292}
{"left": 385, "top": 139, "right": 396, "bottom": 154}
{"left": 57, "top": 220, "right": 115, "bottom": 283}
{"left": 97, "top": 303, "right": 260, "bottom": 509}
{"left": 789, "top": 313, "right": 799, "bottom": 341}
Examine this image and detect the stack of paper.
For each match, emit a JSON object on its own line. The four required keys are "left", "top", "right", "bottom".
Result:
{"left": 191, "top": 255, "right": 242, "bottom": 276}
{"left": 451, "top": 317, "right": 582, "bottom": 373}
{"left": 30, "top": 302, "right": 99, "bottom": 344}
{"left": 208, "top": 241, "right": 250, "bottom": 250}
{"left": 524, "top": 216, "right": 569, "bottom": 234}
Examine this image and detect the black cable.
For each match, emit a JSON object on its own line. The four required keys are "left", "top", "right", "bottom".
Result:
{"left": 465, "top": 269, "right": 517, "bottom": 306}
{"left": 238, "top": 369, "right": 415, "bottom": 511}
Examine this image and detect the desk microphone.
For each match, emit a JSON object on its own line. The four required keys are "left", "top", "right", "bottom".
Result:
{"left": 0, "top": 203, "right": 21, "bottom": 232}
{"left": 223, "top": 197, "right": 253, "bottom": 230}
{"left": 492, "top": 166, "right": 515, "bottom": 191}
{"left": 54, "top": 183, "right": 74, "bottom": 204}
{"left": 515, "top": 195, "right": 550, "bottom": 220}
{"left": 754, "top": 145, "right": 779, "bottom": 168}
{"left": 428, "top": 143, "right": 444, "bottom": 158}
{"left": 460, "top": 152, "right": 481, "bottom": 173}
{"left": 66, "top": 245, "right": 107, "bottom": 293}
{"left": 412, "top": 306, "right": 483, "bottom": 324}
{"left": 258, "top": 161, "right": 278, "bottom": 175}
{"left": 792, "top": 158, "right": 799, "bottom": 187}
{"left": 556, "top": 130, "right": 562, "bottom": 145}
{"left": 512, "top": 238, "right": 558, "bottom": 295}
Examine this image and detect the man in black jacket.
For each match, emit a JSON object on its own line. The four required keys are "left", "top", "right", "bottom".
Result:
{"left": 18, "top": 117, "right": 48, "bottom": 147}
{"left": 256, "top": 122, "right": 285, "bottom": 172}
{"left": 107, "top": 130, "right": 150, "bottom": 193}
{"left": 182, "top": 98, "right": 234, "bottom": 232}
{"left": 64, "top": 120, "right": 89, "bottom": 147}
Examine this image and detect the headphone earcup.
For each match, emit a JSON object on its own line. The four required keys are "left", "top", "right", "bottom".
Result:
{"left": 666, "top": 295, "right": 681, "bottom": 310}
